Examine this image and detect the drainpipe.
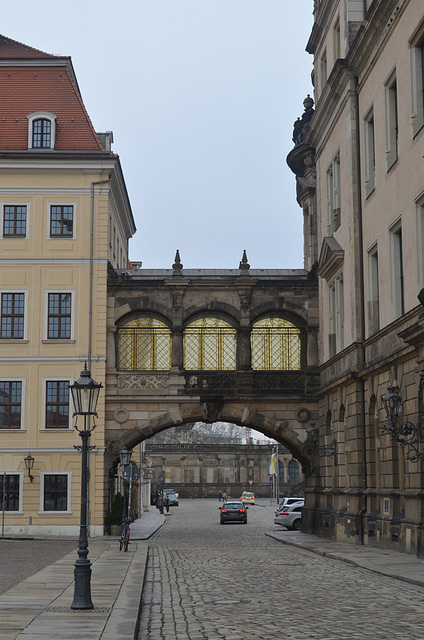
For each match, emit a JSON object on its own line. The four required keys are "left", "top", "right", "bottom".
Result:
{"left": 87, "top": 177, "right": 111, "bottom": 533}
{"left": 89, "top": 177, "right": 111, "bottom": 370}
{"left": 355, "top": 76, "right": 367, "bottom": 545}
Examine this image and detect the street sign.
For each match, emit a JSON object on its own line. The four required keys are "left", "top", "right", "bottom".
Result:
{"left": 248, "top": 480, "right": 253, "bottom": 486}
{"left": 124, "top": 465, "right": 140, "bottom": 482}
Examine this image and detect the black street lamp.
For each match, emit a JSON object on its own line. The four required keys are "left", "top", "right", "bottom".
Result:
{"left": 120, "top": 448, "right": 131, "bottom": 531}
{"left": 69, "top": 364, "right": 102, "bottom": 610}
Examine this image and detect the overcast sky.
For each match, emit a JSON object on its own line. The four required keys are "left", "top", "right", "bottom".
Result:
{"left": 3, "top": 1, "right": 314, "bottom": 270}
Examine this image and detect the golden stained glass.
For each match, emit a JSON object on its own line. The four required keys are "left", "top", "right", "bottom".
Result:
{"left": 117, "top": 316, "right": 171, "bottom": 371}
{"left": 183, "top": 316, "right": 236, "bottom": 370}
{"left": 251, "top": 316, "right": 301, "bottom": 370}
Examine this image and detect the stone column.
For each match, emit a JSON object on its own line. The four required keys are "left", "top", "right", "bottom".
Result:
{"left": 171, "top": 327, "right": 184, "bottom": 369}
{"left": 307, "top": 325, "right": 319, "bottom": 368}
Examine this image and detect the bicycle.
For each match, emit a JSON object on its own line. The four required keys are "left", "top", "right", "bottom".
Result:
{"left": 119, "top": 519, "right": 130, "bottom": 551}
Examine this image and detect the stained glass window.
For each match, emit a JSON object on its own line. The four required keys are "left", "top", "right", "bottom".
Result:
{"left": 251, "top": 316, "right": 302, "bottom": 370}
{"left": 184, "top": 316, "right": 236, "bottom": 370}
{"left": 117, "top": 316, "right": 171, "bottom": 370}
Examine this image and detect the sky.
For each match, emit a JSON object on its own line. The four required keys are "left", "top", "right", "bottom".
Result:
{"left": 2, "top": 1, "right": 314, "bottom": 270}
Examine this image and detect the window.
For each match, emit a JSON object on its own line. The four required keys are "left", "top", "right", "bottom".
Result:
{"left": 390, "top": 221, "right": 404, "bottom": 318}
{"left": 409, "top": 29, "right": 424, "bottom": 137}
{"left": 367, "top": 245, "right": 380, "bottom": 335}
{"left": 45, "top": 380, "right": 70, "bottom": 429}
{"left": 385, "top": 70, "right": 399, "bottom": 170}
{"left": 0, "top": 380, "right": 23, "bottom": 429}
{"left": 41, "top": 473, "right": 70, "bottom": 512}
{"left": 49, "top": 205, "right": 73, "bottom": 237}
{"left": 184, "top": 316, "right": 236, "bottom": 370}
{"left": 2, "top": 205, "right": 27, "bottom": 237}
{"left": 333, "top": 18, "right": 341, "bottom": 61}
{"left": 117, "top": 315, "right": 171, "bottom": 370}
{"left": 288, "top": 460, "right": 299, "bottom": 485}
{"left": 329, "top": 273, "right": 344, "bottom": 356}
{"left": 320, "top": 50, "right": 327, "bottom": 92}
{"left": 47, "top": 292, "right": 72, "bottom": 339}
{"left": 0, "top": 474, "right": 21, "bottom": 511}
{"left": 33, "top": 118, "right": 51, "bottom": 148}
{"left": 363, "top": 107, "right": 376, "bottom": 197}
{"left": 1, "top": 292, "right": 25, "bottom": 339}
{"left": 26, "top": 111, "right": 56, "bottom": 149}
{"left": 417, "top": 200, "right": 424, "bottom": 288}
{"left": 251, "top": 316, "right": 302, "bottom": 370}
{"left": 326, "top": 152, "right": 341, "bottom": 233}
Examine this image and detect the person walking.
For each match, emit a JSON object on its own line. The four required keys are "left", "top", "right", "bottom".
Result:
{"left": 218, "top": 490, "right": 222, "bottom": 502}
{"left": 164, "top": 495, "right": 170, "bottom": 513}
{"left": 222, "top": 491, "right": 227, "bottom": 502}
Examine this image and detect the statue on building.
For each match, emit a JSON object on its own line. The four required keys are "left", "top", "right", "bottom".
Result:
{"left": 292, "top": 95, "right": 315, "bottom": 145}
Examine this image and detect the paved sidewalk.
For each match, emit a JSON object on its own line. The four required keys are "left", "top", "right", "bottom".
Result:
{"left": 0, "top": 509, "right": 166, "bottom": 640}
{"left": 266, "top": 528, "right": 424, "bottom": 587}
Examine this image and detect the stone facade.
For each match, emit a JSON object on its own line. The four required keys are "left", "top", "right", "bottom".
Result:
{"left": 105, "top": 266, "right": 319, "bottom": 468}
{"left": 145, "top": 443, "right": 303, "bottom": 500}
{"left": 288, "top": 0, "right": 424, "bottom": 555}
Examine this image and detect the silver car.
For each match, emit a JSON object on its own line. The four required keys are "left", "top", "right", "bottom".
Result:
{"left": 275, "top": 497, "right": 304, "bottom": 516}
{"left": 274, "top": 503, "right": 303, "bottom": 530}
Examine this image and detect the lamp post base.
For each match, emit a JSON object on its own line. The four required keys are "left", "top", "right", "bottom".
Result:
{"left": 71, "top": 559, "right": 93, "bottom": 609}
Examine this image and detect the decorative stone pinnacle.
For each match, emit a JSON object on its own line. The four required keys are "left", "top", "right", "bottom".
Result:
{"left": 172, "top": 250, "right": 183, "bottom": 276}
{"left": 239, "top": 250, "right": 250, "bottom": 275}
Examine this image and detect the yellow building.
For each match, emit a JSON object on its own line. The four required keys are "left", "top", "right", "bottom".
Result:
{"left": 0, "top": 35, "right": 135, "bottom": 536}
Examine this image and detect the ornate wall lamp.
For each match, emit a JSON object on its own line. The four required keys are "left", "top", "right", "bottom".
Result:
{"left": 380, "top": 386, "right": 423, "bottom": 462}
{"left": 24, "top": 453, "right": 34, "bottom": 482}
{"left": 302, "top": 423, "right": 337, "bottom": 461}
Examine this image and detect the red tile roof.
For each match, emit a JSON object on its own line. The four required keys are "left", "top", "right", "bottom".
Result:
{"left": 0, "top": 34, "right": 55, "bottom": 59}
{"left": 0, "top": 35, "right": 107, "bottom": 152}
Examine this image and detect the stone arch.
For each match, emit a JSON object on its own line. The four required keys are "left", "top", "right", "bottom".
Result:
{"left": 116, "top": 308, "right": 172, "bottom": 329}
{"left": 114, "top": 299, "right": 172, "bottom": 326}
{"left": 251, "top": 302, "right": 309, "bottom": 326}
{"left": 105, "top": 404, "right": 311, "bottom": 471}
{"left": 183, "top": 305, "right": 240, "bottom": 327}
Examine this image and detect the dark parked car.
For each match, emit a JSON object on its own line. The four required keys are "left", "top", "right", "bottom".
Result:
{"left": 219, "top": 501, "right": 247, "bottom": 524}
{"left": 163, "top": 489, "right": 179, "bottom": 506}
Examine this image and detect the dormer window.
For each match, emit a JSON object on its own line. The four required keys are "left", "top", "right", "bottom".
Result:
{"left": 26, "top": 112, "right": 57, "bottom": 150}
{"left": 33, "top": 118, "right": 51, "bottom": 148}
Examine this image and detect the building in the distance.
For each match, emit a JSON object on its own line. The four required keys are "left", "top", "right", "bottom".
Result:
{"left": 0, "top": 35, "right": 135, "bottom": 536}
{"left": 288, "top": 0, "right": 424, "bottom": 554}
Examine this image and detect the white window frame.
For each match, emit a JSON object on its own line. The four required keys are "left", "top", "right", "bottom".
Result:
{"left": 0, "top": 202, "right": 30, "bottom": 239}
{"left": 43, "top": 289, "right": 75, "bottom": 341}
{"left": 41, "top": 377, "right": 73, "bottom": 431}
{"left": 409, "top": 24, "right": 424, "bottom": 138}
{"left": 389, "top": 218, "right": 404, "bottom": 319}
{"left": 46, "top": 202, "right": 77, "bottom": 240}
{"left": 363, "top": 106, "right": 376, "bottom": 198}
{"left": 0, "top": 290, "right": 29, "bottom": 341}
{"left": 0, "top": 471, "right": 24, "bottom": 513}
{"left": 367, "top": 243, "right": 380, "bottom": 335}
{"left": 39, "top": 470, "right": 72, "bottom": 515}
{"left": 384, "top": 68, "right": 399, "bottom": 171}
{"left": 26, "top": 111, "right": 57, "bottom": 150}
{"left": 0, "top": 377, "right": 26, "bottom": 431}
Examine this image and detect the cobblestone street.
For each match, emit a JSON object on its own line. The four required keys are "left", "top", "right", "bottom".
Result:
{"left": 138, "top": 499, "right": 424, "bottom": 640}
